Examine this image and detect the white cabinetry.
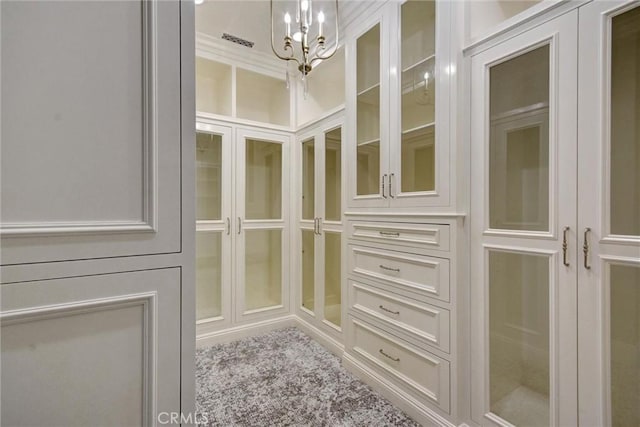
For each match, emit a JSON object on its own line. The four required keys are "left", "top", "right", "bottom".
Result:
{"left": 195, "top": 119, "right": 291, "bottom": 337}
{"left": 296, "top": 112, "right": 346, "bottom": 338}
{"left": 346, "top": 0, "right": 452, "bottom": 209}
{"left": 469, "top": 2, "right": 640, "bottom": 426}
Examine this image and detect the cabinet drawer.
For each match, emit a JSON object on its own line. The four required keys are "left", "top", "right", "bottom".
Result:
{"left": 347, "top": 316, "right": 450, "bottom": 412}
{"left": 349, "top": 245, "right": 450, "bottom": 302}
{"left": 348, "top": 221, "right": 450, "bottom": 253}
{"left": 349, "top": 280, "right": 450, "bottom": 353}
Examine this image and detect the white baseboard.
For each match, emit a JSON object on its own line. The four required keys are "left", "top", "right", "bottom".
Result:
{"left": 196, "top": 315, "right": 297, "bottom": 348}
{"left": 293, "top": 316, "right": 345, "bottom": 357}
{"left": 342, "top": 352, "right": 457, "bottom": 427}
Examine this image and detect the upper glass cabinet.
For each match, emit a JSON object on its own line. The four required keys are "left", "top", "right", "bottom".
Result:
{"left": 348, "top": 0, "right": 451, "bottom": 209}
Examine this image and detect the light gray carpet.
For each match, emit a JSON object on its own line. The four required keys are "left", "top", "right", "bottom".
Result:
{"left": 195, "top": 327, "right": 420, "bottom": 426}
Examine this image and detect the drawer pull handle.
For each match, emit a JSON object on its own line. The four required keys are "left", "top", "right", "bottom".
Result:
{"left": 379, "top": 305, "right": 400, "bottom": 315}
{"left": 379, "top": 264, "right": 400, "bottom": 273}
{"left": 379, "top": 231, "right": 400, "bottom": 237}
{"left": 379, "top": 349, "right": 400, "bottom": 362}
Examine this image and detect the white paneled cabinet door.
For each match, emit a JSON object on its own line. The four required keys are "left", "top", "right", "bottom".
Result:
{"left": 470, "top": 11, "right": 578, "bottom": 427}
{"left": 195, "top": 123, "right": 232, "bottom": 332}
{"left": 0, "top": 0, "right": 190, "bottom": 425}
{"left": 1, "top": 0, "right": 182, "bottom": 264}
{"left": 236, "top": 128, "right": 290, "bottom": 321}
{"left": 578, "top": 2, "right": 640, "bottom": 426}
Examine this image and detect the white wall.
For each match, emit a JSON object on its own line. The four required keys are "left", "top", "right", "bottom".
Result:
{"left": 467, "top": 0, "right": 542, "bottom": 42}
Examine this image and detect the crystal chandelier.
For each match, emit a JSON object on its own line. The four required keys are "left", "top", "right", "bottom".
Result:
{"left": 270, "top": 0, "right": 339, "bottom": 91}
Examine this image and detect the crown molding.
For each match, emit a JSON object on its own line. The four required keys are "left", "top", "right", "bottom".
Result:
{"left": 196, "top": 31, "right": 288, "bottom": 79}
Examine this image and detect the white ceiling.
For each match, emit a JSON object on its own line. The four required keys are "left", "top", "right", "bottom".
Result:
{"left": 195, "top": 0, "right": 341, "bottom": 55}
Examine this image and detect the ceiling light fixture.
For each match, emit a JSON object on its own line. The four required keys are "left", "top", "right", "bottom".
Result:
{"left": 270, "top": 0, "right": 339, "bottom": 94}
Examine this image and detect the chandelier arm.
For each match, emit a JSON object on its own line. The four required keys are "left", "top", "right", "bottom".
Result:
{"left": 270, "top": 0, "right": 298, "bottom": 62}
{"left": 309, "top": 0, "right": 339, "bottom": 65}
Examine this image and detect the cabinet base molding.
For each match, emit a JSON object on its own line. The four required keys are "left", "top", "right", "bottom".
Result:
{"left": 342, "top": 352, "right": 456, "bottom": 427}
{"left": 196, "top": 315, "right": 297, "bottom": 348}
{"left": 294, "top": 316, "right": 345, "bottom": 358}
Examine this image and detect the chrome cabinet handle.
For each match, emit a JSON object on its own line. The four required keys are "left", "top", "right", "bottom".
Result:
{"left": 562, "top": 226, "right": 570, "bottom": 267}
{"left": 317, "top": 218, "right": 322, "bottom": 235}
{"left": 313, "top": 218, "right": 318, "bottom": 234}
{"left": 379, "top": 264, "right": 400, "bottom": 273}
{"left": 389, "top": 173, "right": 394, "bottom": 198}
{"left": 583, "top": 227, "right": 591, "bottom": 270}
{"left": 379, "top": 231, "right": 400, "bottom": 237}
{"left": 381, "top": 174, "right": 388, "bottom": 198}
{"left": 379, "top": 305, "right": 400, "bottom": 315}
{"left": 379, "top": 349, "right": 400, "bottom": 362}
{"left": 226, "top": 217, "right": 231, "bottom": 235}
{"left": 237, "top": 217, "right": 242, "bottom": 235}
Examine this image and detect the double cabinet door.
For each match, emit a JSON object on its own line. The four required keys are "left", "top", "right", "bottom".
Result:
{"left": 470, "top": 2, "right": 640, "bottom": 426}
{"left": 299, "top": 119, "right": 345, "bottom": 333}
{"left": 347, "top": 0, "right": 451, "bottom": 209}
{"left": 195, "top": 122, "right": 290, "bottom": 333}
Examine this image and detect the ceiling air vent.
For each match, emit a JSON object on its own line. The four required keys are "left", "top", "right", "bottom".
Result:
{"left": 222, "top": 33, "right": 255, "bottom": 48}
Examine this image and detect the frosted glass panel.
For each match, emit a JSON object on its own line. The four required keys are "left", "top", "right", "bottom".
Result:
{"left": 356, "top": 24, "right": 381, "bottom": 197}
{"left": 246, "top": 139, "right": 282, "bottom": 220}
{"left": 610, "top": 264, "right": 640, "bottom": 427}
{"left": 301, "top": 230, "right": 315, "bottom": 313}
{"left": 245, "top": 229, "right": 282, "bottom": 311}
{"left": 302, "top": 138, "right": 315, "bottom": 220}
{"left": 324, "top": 232, "right": 342, "bottom": 327}
{"left": 610, "top": 7, "right": 640, "bottom": 236}
{"left": 401, "top": 0, "right": 436, "bottom": 193}
{"left": 489, "top": 251, "right": 550, "bottom": 426}
{"left": 196, "top": 231, "right": 222, "bottom": 320}
{"left": 196, "top": 132, "right": 222, "bottom": 221}
{"left": 489, "top": 45, "right": 550, "bottom": 231}
{"left": 325, "top": 127, "right": 342, "bottom": 221}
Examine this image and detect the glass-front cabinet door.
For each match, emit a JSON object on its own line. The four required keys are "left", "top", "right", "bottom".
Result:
{"left": 236, "top": 128, "right": 290, "bottom": 321}
{"left": 298, "top": 119, "right": 344, "bottom": 334}
{"left": 578, "top": 2, "right": 640, "bottom": 426}
{"left": 348, "top": 12, "right": 388, "bottom": 209}
{"left": 389, "top": 0, "right": 450, "bottom": 207}
{"left": 470, "top": 11, "right": 578, "bottom": 427}
{"left": 195, "top": 123, "right": 233, "bottom": 332}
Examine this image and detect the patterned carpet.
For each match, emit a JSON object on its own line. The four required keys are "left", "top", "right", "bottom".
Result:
{"left": 195, "top": 327, "right": 420, "bottom": 426}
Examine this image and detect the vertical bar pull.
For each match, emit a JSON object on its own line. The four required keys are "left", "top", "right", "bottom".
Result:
{"left": 381, "top": 174, "right": 388, "bottom": 198}
{"left": 389, "top": 173, "right": 395, "bottom": 198}
{"left": 583, "top": 227, "right": 591, "bottom": 270}
{"left": 314, "top": 218, "right": 319, "bottom": 235}
{"left": 237, "top": 217, "right": 242, "bottom": 235}
{"left": 562, "top": 226, "right": 570, "bottom": 267}
{"left": 226, "top": 217, "right": 231, "bottom": 235}
{"left": 317, "top": 218, "right": 322, "bottom": 235}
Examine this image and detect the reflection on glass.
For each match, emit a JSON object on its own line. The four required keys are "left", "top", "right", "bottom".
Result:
{"left": 401, "top": 126, "right": 435, "bottom": 192}
{"left": 489, "top": 45, "right": 550, "bottom": 231}
{"left": 610, "top": 7, "right": 640, "bottom": 236}
{"left": 302, "top": 230, "right": 315, "bottom": 313}
{"left": 324, "top": 232, "right": 342, "bottom": 327}
{"left": 610, "top": 264, "right": 640, "bottom": 427}
{"left": 246, "top": 139, "right": 282, "bottom": 220}
{"left": 357, "top": 24, "right": 381, "bottom": 197}
{"left": 302, "top": 138, "right": 315, "bottom": 220}
{"left": 325, "top": 127, "right": 342, "bottom": 220}
{"left": 489, "top": 251, "right": 549, "bottom": 426}
{"left": 245, "top": 229, "right": 282, "bottom": 311}
{"left": 357, "top": 142, "right": 380, "bottom": 196}
{"left": 401, "top": 0, "right": 436, "bottom": 193}
{"left": 196, "top": 132, "right": 222, "bottom": 221}
{"left": 196, "top": 231, "right": 222, "bottom": 320}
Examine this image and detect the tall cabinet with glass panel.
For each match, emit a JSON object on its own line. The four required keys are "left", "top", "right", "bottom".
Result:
{"left": 299, "top": 120, "right": 345, "bottom": 334}
{"left": 348, "top": 0, "right": 450, "bottom": 209}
